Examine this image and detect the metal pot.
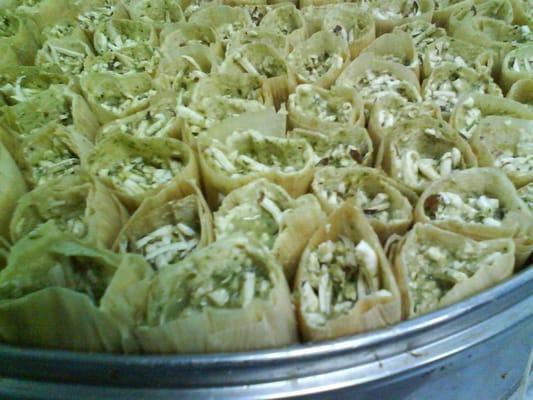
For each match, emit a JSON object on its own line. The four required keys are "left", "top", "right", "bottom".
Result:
{"left": 1, "top": 267, "right": 532, "bottom": 399}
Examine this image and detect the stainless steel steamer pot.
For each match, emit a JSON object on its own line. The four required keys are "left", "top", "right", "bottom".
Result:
{"left": 0, "top": 266, "right": 531, "bottom": 399}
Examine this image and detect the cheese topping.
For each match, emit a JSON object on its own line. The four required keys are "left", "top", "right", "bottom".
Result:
{"left": 301, "top": 237, "right": 390, "bottom": 326}
{"left": 367, "top": 0, "right": 422, "bottom": 19}
{"left": 37, "top": 41, "right": 90, "bottom": 75}
{"left": 294, "top": 52, "right": 344, "bottom": 83}
{"left": 425, "top": 192, "right": 506, "bottom": 226}
{"left": 517, "top": 183, "right": 533, "bottom": 211}
{"left": 78, "top": 4, "right": 116, "bottom": 33}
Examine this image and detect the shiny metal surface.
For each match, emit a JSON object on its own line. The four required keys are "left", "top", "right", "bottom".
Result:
{"left": 1, "top": 266, "right": 532, "bottom": 399}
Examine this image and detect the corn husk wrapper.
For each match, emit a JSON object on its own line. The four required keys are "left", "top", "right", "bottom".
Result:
{"left": 0, "top": 65, "right": 67, "bottom": 106}
{"left": 501, "top": 44, "right": 533, "bottom": 93}
{"left": 450, "top": 92, "right": 533, "bottom": 140}
{"left": 188, "top": 5, "right": 251, "bottom": 48}
{"left": 156, "top": 43, "right": 218, "bottom": 105}
{"left": 0, "top": 222, "right": 153, "bottom": 352}
{"left": 287, "top": 84, "right": 364, "bottom": 132}
{"left": 93, "top": 18, "right": 158, "bottom": 55}
{"left": 123, "top": 0, "right": 184, "bottom": 28}
{"left": 364, "top": 0, "right": 435, "bottom": 36}
{"left": 392, "top": 20, "right": 447, "bottom": 55}
{"left": 368, "top": 95, "right": 441, "bottom": 149}
{"left": 337, "top": 53, "right": 421, "bottom": 116}
{"left": 240, "top": 4, "right": 271, "bottom": 27}
{"left": 98, "top": 94, "right": 180, "bottom": 141}
{"left": 259, "top": 3, "right": 306, "bottom": 49}
{"left": 135, "top": 236, "right": 298, "bottom": 353}
{"left": 414, "top": 167, "right": 533, "bottom": 266}
{"left": 322, "top": 5, "right": 375, "bottom": 59}
{"left": 376, "top": 116, "right": 478, "bottom": 193}
{"left": 215, "top": 178, "right": 326, "bottom": 281}
{"left": 159, "top": 21, "right": 223, "bottom": 59}
{"left": 363, "top": 32, "right": 420, "bottom": 79}
{"left": 0, "top": 10, "right": 39, "bottom": 66}
{"left": 179, "top": 0, "right": 223, "bottom": 18}
{"left": 197, "top": 108, "right": 314, "bottom": 207}
{"left": 421, "top": 63, "right": 502, "bottom": 120}
{"left": 391, "top": 223, "right": 515, "bottom": 319}
{"left": 311, "top": 166, "right": 417, "bottom": 242}
{"left": 87, "top": 132, "right": 199, "bottom": 211}
{"left": 300, "top": 5, "right": 334, "bottom": 35}
{"left": 294, "top": 201, "right": 402, "bottom": 341}
{"left": 469, "top": 116, "right": 533, "bottom": 187}
{"left": 219, "top": 42, "right": 295, "bottom": 109}
{"left": 422, "top": 36, "right": 496, "bottom": 80}
{"left": 287, "top": 31, "right": 350, "bottom": 89}
{"left": 289, "top": 127, "right": 374, "bottom": 168}
{"left": 432, "top": 0, "right": 473, "bottom": 29}
{"left": 10, "top": 173, "right": 128, "bottom": 249}
{"left": 1, "top": 84, "right": 100, "bottom": 143}
{"left": 80, "top": 72, "right": 156, "bottom": 125}
{"left": 447, "top": 1, "right": 513, "bottom": 37}
{"left": 505, "top": 79, "right": 533, "bottom": 107}
{"left": 18, "top": 123, "right": 92, "bottom": 189}
{"left": 0, "top": 140, "right": 27, "bottom": 241}
{"left": 114, "top": 179, "right": 214, "bottom": 270}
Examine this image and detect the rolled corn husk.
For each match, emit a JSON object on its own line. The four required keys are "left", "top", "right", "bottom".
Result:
{"left": 83, "top": 44, "right": 160, "bottom": 77}
{"left": 76, "top": 0, "right": 130, "bottom": 36}
{"left": 0, "top": 140, "right": 27, "bottom": 241}
{"left": 450, "top": 92, "right": 533, "bottom": 139}
{"left": 376, "top": 116, "right": 477, "bottom": 193}
{"left": 287, "top": 84, "right": 364, "bottom": 132}
{"left": 115, "top": 179, "right": 214, "bottom": 270}
{"left": 294, "top": 201, "right": 402, "bottom": 341}
{"left": 363, "top": 31, "right": 420, "bottom": 79}
{"left": 135, "top": 236, "right": 298, "bottom": 353}
{"left": 123, "top": 0, "right": 184, "bottom": 28}
{"left": 10, "top": 173, "right": 128, "bottom": 249}
{"left": 0, "top": 0, "right": 78, "bottom": 30}
{"left": 0, "top": 222, "right": 153, "bottom": 352}
{"left": 368, "top": 94, "right": 441, "bottom": 149}
{"left": 432, "top": 0, "right": 473, "bottom": 29}
{"left": 87, "top": 132, "right": 199, "bottom": 211}
{"left": 421, "top": 63, "right": 502, "bottom": 120}
{"left": 393, "top": 20, "right": 447, "bottom": 56}
{"left": 287, "top": 30, "right": 350, "bottom": 89}
{"left": 506, "top": 79, "right": 533, "bottom": 106}
{"left": 93, "top": 18, "right": 158, "bottom": 55}
{"left": 311, "top": 166, "right": 417, "bottom": 242}
{"left": 288, "top": 126, "right": 374, "bottom": 168}
{"left": 322, "top": 5, "right": 375, "bottom": 59}
{"left": 414, "top": 167, "right": 533, "bottom": 266}
{"left": 391, "top": 223, "right": 515, "bottom": 318}
{"left": 159, "top": 21, "right": 223, "bottom": 59}
{"left": 469, "top": 116, "right": 533, "bottom": 187}
{"left": 0, "top": 44, "right": 20, "bottom": 69}
{"left": 197, "top": 109, "right": 315, "bottom": 207}
{"left": 509, "top": 0, "right": 533, "bottom": 25}
{"left": 215, "top": 178, "right": 326, "bottom": 280}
